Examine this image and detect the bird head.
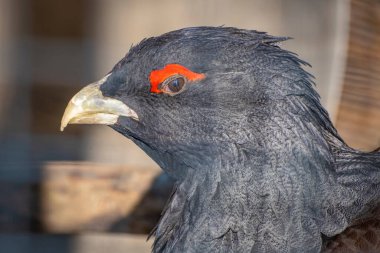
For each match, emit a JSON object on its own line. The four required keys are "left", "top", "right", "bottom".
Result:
{"left": 61, "top": 27, "right": 319, "bottom": 179}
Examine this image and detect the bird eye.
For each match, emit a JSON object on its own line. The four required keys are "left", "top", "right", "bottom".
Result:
{"left": 149, "top": 64, "right": 205, "bottom": 94}
{"left": 161, "top": 76, "right": 186, "bottom": 95}
{"left": 167, "top": 78, "right": 185, "bottom": 92}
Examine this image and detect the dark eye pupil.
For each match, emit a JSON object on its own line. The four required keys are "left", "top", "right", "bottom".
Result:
{"left": 167, "top": 77, "right": 185, "bottom": 93}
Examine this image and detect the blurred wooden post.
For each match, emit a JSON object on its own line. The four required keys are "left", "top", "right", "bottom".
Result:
{"left": 335, "top": 0, "right": 380, "bottom": 151}
{"left": 40, "top": 162, "right": 162, "bottom": 233}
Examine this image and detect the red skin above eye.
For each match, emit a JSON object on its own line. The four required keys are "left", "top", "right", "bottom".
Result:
{"left": 149, "top": 64, "right": 205, "bottom": 93}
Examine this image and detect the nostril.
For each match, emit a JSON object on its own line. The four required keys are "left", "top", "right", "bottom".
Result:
{"left": 97, "top": 71, "right": 126, "bottom": 96}
{"left": 99, "top": 81, "right": 119, "bottom": 97}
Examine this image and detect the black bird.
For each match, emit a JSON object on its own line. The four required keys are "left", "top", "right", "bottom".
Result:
{"left": 61, "top": 27, "right": 380, "bottom": 253}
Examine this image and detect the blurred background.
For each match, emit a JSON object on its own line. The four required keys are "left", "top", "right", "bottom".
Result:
{"left": 0, "top": 0, "right": 379, "bottom": 252}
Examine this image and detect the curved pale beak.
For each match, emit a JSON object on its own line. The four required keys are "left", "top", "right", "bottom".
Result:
{"left": 60, "top": 74, "right": 139, "bottom": 131}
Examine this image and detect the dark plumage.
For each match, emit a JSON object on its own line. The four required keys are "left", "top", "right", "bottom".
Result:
{"left": 62, "top": 27, "right": 380, "bottom": 252}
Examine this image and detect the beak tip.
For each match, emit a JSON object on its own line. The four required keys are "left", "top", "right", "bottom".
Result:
{"left": 60, "top": 111, "right": 70, "bottom": 132}
{"left": 60, "top": 121, "right": 67, "bottom": 132}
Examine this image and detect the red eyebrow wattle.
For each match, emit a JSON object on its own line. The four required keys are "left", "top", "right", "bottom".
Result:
{"left": 149, "top": 64, "right": 205, "bottom": 93}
